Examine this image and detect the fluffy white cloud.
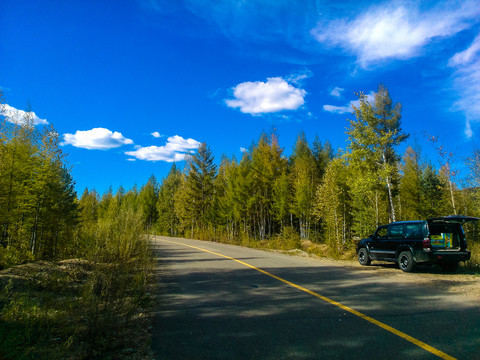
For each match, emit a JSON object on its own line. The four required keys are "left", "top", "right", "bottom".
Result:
{"left": 2, "top": 104, "right": 48, "bottom": 125}
{"left": 448, "top": 34, "right": 480, "bottom": 137}
{"left": 240, "top": 147, "right": 247, "bottom": 153}
{"left": 125, "top": 135, "right": 201, "bottom": 162}
{"left": 312, "top": 2, "right": 480, "bottom": 67}
{"left": 151, "top": 131, "right": 164, "bottom": 138}
{"left": 225, "top": 77, "right": 306, "bottom": 115}
{"left": 61, "top": 128, "right": 133, "bottom": 150}
{"left": 324, "top": 92, "right": 375, "bottom": 114}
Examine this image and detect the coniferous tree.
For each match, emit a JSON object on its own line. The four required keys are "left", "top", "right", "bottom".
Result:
{"left": 138, "top": 175, "right": 159, "bottom": 229}
{"left": 290, "top": 132, "right": 318, "bottom": 239}
{"left": 157, "top": 164, "right": 181, "bottom": 235}
{"left": 398, "top": 146, "right": 422, "bottom": 220}
{"left": 182, "top": 142, "right": 217, "bottom": 234}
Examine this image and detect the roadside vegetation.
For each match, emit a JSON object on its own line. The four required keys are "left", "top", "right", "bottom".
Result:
{"left": 0, "top": 91, "right": 155, "bottom": 359}
{"left": 2, "top": 84, "right": 480, "bottom": 357}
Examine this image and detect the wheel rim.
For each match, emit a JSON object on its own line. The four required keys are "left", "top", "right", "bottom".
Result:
{"left": 400, "top": 255, "right": 408, "bottom": 269}
{"left": 359, "top": 251, "right": 365, "bottom": 263}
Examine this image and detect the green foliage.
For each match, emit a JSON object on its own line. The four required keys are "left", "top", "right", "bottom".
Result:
{"left": 0, "top": 99, "right": 78, "bottom": 267}
{"left": 347, "top": 85, "right": 408, "bottom": 225}
{"left": 156, "top": 164, "right": 182, "bottom": 236}
{"left": 138, "top": 175, "right": 159, "bottom": 230}
{"left": 314, "top": 157, "right": 352, "bottom": 252}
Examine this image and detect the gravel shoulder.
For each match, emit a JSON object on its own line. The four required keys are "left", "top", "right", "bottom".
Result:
{"left": 279, "top": 248, "right": 480, "bottom": 302}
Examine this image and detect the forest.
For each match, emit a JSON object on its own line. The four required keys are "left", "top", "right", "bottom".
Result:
{"left": 2, "top": 85, "right": 480, "bottom": 357}
{"left": 2, "top": 85, "right": 480, "bottom": 269}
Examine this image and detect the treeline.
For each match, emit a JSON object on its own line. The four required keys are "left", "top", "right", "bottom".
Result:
{"left": 0, "top": 92, "right": 149, "bottom": 269}
{"left": 3, "top": 85, "right": 480, "bottom": 266}
{"left": 79, "top": 84, "right": 476, "bottom": 254}
{"left": 0, "top": 97, "right": 77, "bottom": 266}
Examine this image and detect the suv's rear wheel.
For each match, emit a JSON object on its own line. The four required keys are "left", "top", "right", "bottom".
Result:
{"left": 398, "top": 251, "right": 416, "bottom": 272}
{"left": 358, "top": 248, "right": 371, "bottom": 266}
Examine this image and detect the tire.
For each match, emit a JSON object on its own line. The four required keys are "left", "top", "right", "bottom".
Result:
{"left": 398, "top": 251, "right": 416, "bottom": 272}
{"left": 358, "top": 248, "right": 371, "bottom": 266}
{"left": 440, "top": 262, "right": 458, "bottom": 273}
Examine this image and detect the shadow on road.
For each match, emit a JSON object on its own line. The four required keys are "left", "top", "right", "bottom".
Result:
{"left": 151, "top": 242, "right": 480, "bottom": 360}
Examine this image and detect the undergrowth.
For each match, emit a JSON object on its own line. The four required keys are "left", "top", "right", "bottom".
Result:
{"left": 0, "top": 209, "right": 155, "bottom": 360}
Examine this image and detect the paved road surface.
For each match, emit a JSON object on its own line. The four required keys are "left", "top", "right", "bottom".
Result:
{"left": 151, "top": 236, "right": 480, "bottom": 360}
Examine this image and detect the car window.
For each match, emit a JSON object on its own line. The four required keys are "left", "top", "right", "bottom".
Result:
{"left": 389, "top": 224, "right": 404, "bottom": 238}
{"left": 405, "top": 223, "right": 424, "bottom": 239}
{"left": 376, "top": 227, "right": 388, "bottom": 238}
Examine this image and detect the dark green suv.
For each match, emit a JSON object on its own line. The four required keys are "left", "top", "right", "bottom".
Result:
{"left": 357, "top": 215, "right": 478, "bottom": 272}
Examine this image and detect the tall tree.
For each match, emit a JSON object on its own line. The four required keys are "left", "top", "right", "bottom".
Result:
{"left": 347, "top": 84, "right": 408, "bottom": 223}
{"left": 314, "top": 157, "right": 351, "bottom": 252}
{"left": 138, "top": 175, "right": 159, "bottom": 229}
{"left": 398, "top": 146, "right": 422, "bottom": 220}
{"left": 184, "top": 142, "right": 217, "bottom": 232}
{"left": 290, "top": 132, "right": 318, "bottom": 239}
{"left": 157, "top": 164, "right": 181, "bottom": 235}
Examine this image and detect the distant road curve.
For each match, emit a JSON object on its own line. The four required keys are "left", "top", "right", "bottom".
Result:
{"left": 151, "top": 236, "right": 480, "bottom": 360}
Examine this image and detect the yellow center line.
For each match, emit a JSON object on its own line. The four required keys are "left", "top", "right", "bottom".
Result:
{"left": 159, "top": 238, "right": 456, "bottom": 360}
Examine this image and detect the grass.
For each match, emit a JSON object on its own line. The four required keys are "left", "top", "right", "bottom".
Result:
{"left": 0, "top": 257, "right": 155, "bottom": 360}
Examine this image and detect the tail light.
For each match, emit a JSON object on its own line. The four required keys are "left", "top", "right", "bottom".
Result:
{"left": 422, "top": 237, "right": 431, "bottom": 250}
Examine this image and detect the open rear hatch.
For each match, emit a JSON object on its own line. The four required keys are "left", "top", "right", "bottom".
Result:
{"left": 428, "top": 215, "right": 479, "bottom": 250}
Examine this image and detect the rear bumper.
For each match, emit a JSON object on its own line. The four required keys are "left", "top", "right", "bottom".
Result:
{"left": 414, "top": 250, "right": 471, "bottom": 264}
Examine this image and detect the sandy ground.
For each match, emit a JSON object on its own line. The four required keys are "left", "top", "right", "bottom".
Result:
{"left": 280, "top": 248, "right": 480, "bottom": 302}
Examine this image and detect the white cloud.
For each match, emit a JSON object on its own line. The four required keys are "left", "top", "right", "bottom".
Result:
{"left": 125, "top": 135, "right": 201, "bottom": 162}
{"left": 61, "top": 128, "right": 133, "bottom": 150}
{"left": 151, "top": 131, "right": 164, "bottom": 138}
{"left": 448, "top": 34, "right": 480, "bottom": 137}
{"left": 324, "top": 91, "right": 375, "bottom": 114}
{"left": 225, "top": 77, "right": 306, "bottom": 115}
{"left": 323, "top": 104, "right": 350, "bottom": 114}
{"left": 240, "top": 147, "right": 247, "bottom": 153}
{"left": 285, "top": 69, "right": 313, "bottom": 86}
{"left": 312, "top": 2, "right": 480, "bottom": 67}
{"left": 330, "top": 87, "right": 344, "bottom": 98}
{"left": 2, "top": 104, "right": 48, "bottom": 125}
{"left": 448, "top": 34, "right": 480, "bottom": 67}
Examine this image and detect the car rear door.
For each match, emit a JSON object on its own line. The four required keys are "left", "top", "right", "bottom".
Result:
{"left": 428, "top": 216, "right": 479, "bottom": 250}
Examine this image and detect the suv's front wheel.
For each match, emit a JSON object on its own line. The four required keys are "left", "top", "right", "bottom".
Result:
{"left": 358, "top": 248, "right": 371, "bottom": 266}
{"left": 398, "top": 251, "right": 416, "bottom": 272}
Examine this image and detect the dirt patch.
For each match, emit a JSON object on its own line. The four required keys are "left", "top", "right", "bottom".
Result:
{"left": 276, "top": 244, "right": 480, "bottom": 302}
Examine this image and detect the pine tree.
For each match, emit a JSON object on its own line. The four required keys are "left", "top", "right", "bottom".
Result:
{"left": 138, "top": 175, "right": 159, "bottom": 229}
{"left": 183, "top": 142, "right": 217, "bottom": 233}
{"left": 250, "top": 132, "right": 285, "bottom": 239}
{"left": 290, "top": 132, "right": 318, "bottom": 239}
{"left": 157, "top": 164, "right": 181, "bottom": 235}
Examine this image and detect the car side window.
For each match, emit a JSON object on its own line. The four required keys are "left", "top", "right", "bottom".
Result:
{"left": 375, "top": 226, "right": 388, "bottom": 239}
{"left": 389, "top": 224, "right": 404, "bottom": 238}
{"left": 405, "top": 223, "right": 423, "bottom": 239}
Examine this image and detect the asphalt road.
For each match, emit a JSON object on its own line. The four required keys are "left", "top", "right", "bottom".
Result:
{"left": 151, "top": 236, "right": 480, "bottom": 360}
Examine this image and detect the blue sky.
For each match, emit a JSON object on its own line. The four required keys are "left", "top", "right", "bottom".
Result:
{"left": 1, "top": 0, "right": 480, "bottom": 193}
